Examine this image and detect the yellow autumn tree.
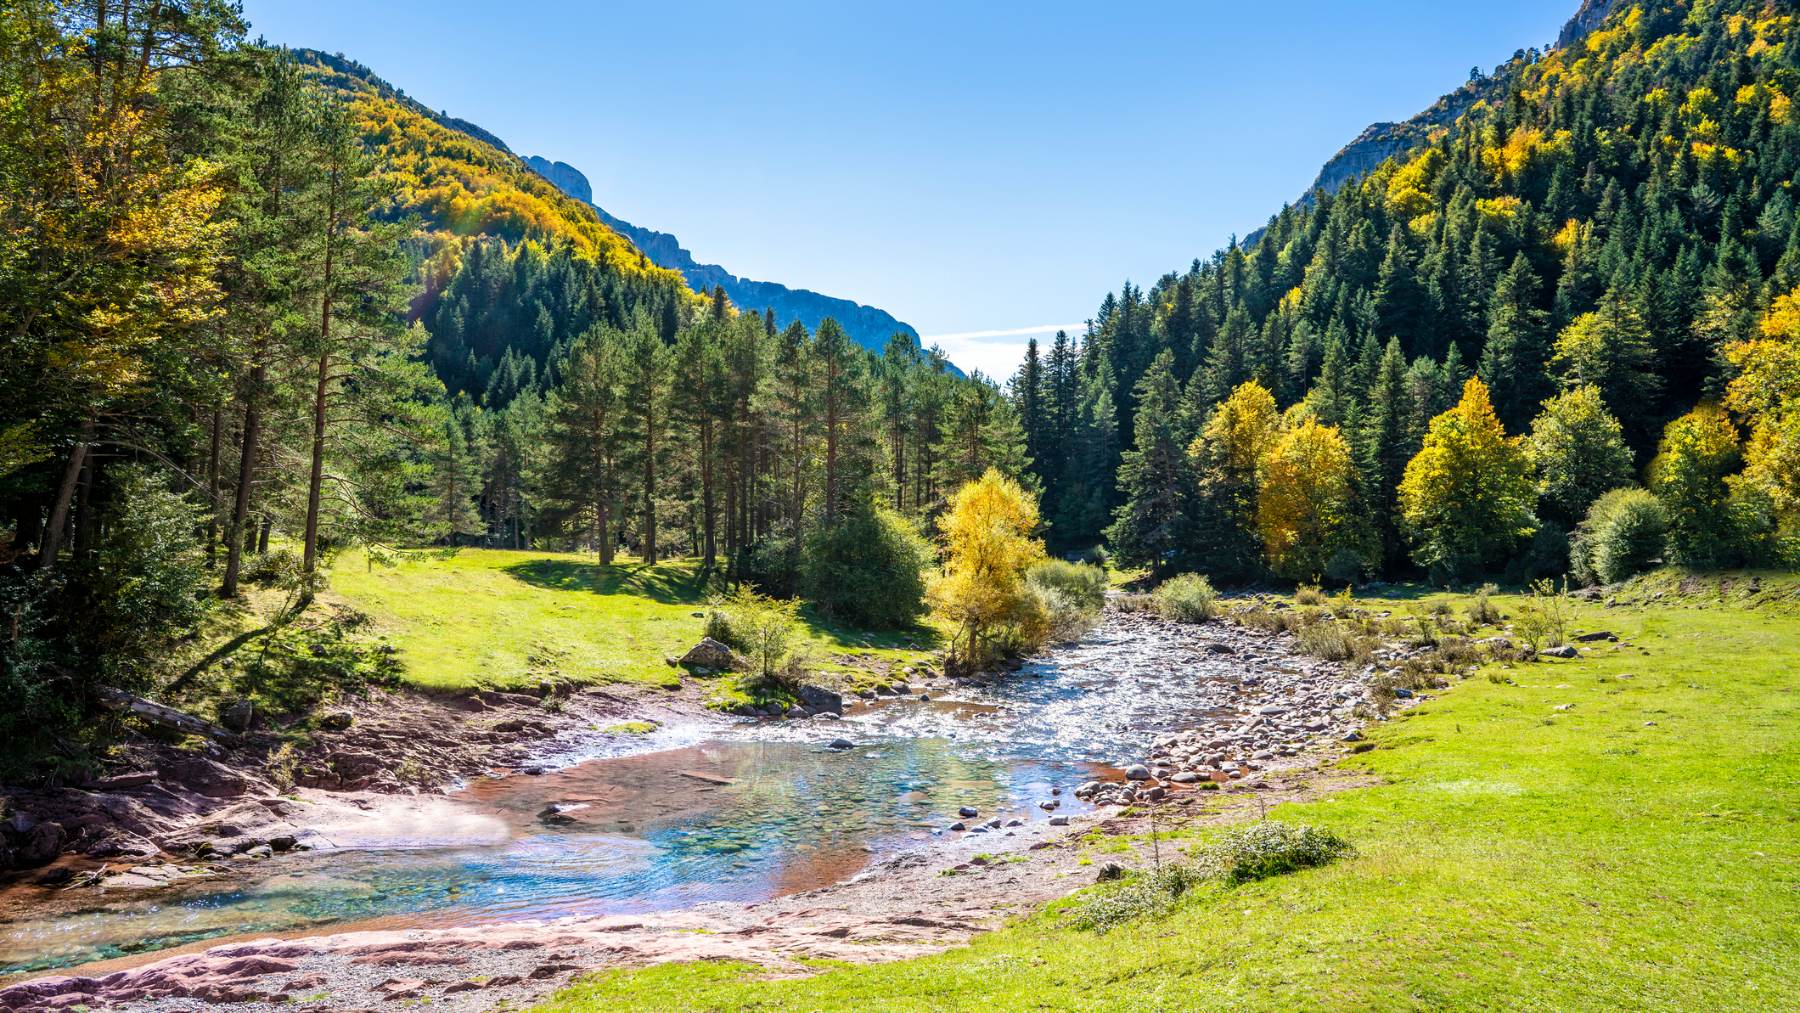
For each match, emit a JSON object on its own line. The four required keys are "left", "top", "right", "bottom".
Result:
{"left": 1724, "top": 285, "right": 1800, "bottom": 530}
{"left": 1255, "top": 419, "right": 1357, "bottom": 580}
{"left": 1193, "top": 380, "right": 1281, "bottom": 485}
{"left": 929, "top": 469, "right": 1047, "bottom": 670}
{"left": 1397, "top": 378, "right": 1537, "bottom": 578}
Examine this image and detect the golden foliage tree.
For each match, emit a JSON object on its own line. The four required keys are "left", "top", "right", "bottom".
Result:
{"left": 929, "top": 468, "right": 1046, "bottom": 669}
{"left": 1397, "top": 378, "right": 1536, "bottom": 578}
{"left": 1255, "top": 419, "right": 1356, "bottom": 580}
{"left": 1724, "top": 286, "right": 1800, "bottom": 532}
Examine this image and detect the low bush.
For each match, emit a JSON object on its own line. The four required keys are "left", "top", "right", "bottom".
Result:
{"left": 1570, "top": 487, "right": 1668, "bottom": 586}
{"left": 1466, "top": 583, "right": 1504, "bottom": 625}
{"left": 1152, "top": 573, "right": 1218, "bottom": 622}
{"left": 1193, "top": 821, "right": 1354, "bottom": 885}
{"left": 1073, "top": 863, "right": 1206, "bottom": 933}
{"left": 1026, "top": 559, "right": 1108, "bottom": 613}
{"left": 1027, "top": 583, "right": 1101, "bottom": 645}
{"left": 1294, "top": 584, "right": 1327, "bottom": 606}
{"left": 1296, "top": 620, "right": 1369, "bottom": 663}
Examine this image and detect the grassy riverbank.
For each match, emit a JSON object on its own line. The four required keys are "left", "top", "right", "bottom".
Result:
{"left": 536, "top": 573, "right": 1800, "bottom": 1011}
{"left": 326, "top": 548, "right": 938, "bottom": 691}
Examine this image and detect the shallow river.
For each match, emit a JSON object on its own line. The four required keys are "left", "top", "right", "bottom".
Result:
{"left": 1, "top": 613, "right": 1277, "bottom": 977}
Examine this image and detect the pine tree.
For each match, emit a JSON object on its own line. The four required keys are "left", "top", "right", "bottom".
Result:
{"left": 1105, "top": 352, "right": 1194, "bottom": 575}
{"left": 1479, "top": 254, "right": 1553, "bottom": 432}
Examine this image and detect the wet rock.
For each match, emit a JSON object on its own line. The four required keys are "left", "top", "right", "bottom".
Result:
{"left": 796, "top": 684, "right": 843, "bottom": 715}
{"left": 949, "top": 821, "right": 967, "bottom": 832}
{"left": 828, "top": 738, "right": 855, "bottom": 750}
{"left": 18, "top": 822, "right": 67, "bottom": 867}
{"left": 1004, "top": 818, "right": 1023, "bottom": 827}
{"left": 1049, "top": 815, "right": 1070, "bottom": 826}
{"left": 1038, "top": 800, "right": 1059, "bottom": 810}
{"left": 1123, "top": 764, "right": 1151, "bottom": 781}
{"left": 538, "top": 803, "right": 588, "bottom": 826}
{"left": 269, "top": 835, "right": 298, "bottom": 853}
{"left": 958, "top": 806, "right": 979, "bottom": 818}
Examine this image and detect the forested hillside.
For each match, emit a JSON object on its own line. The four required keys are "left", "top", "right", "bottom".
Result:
{"left": 1016, "top": 0, "right": 1800, "bottom": 583}
{"left": 0, "top": 2, "right": 1023, "bottom": 774}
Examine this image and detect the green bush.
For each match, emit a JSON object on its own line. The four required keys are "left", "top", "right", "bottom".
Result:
{"left": 1073, "top": 863, "right": 1206, "bottom": 933}
{"left": 1194, "top": 821, "right": 1354, "bottom": 885}
{"left": 706, "top": 587, "right": 804, "bottom": 689}
{"left": 801, "top": 502, "right": 931, "bottom": 629}
{"left": 1026, "top": 559, "right": 1108, "bottom": 613}
{"left": 1570, "top": 487, "right": 1668, "bottom": 586}
{"left": 1152, "top": 573, "right": 1217, "bottom": 622}
{"left": 1027, "top": 583, "right": 1101, "bottom": 644}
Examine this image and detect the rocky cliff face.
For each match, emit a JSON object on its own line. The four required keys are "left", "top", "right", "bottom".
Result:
{"left": 523, "top": 156, "right": 928, "bottom": 362}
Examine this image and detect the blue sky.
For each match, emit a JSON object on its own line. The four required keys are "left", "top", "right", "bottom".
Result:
{"left": 242, "top": 0, "right": 1578, "bottom": 378}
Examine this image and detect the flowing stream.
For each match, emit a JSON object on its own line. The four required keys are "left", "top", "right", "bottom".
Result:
{"left": 0, "top": 611, "right": 1289, "bottom": 978}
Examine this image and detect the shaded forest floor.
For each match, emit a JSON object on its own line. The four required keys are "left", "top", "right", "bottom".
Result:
{"left": 532, "top": 573, "right": 1800, "bottom": 1011}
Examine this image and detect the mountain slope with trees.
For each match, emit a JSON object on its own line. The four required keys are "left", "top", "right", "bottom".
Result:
{"left": 1015, "top": 0, "right": 1800, "bottom": 583}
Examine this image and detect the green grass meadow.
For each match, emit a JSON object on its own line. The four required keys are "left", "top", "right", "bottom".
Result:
{"left": 535, "top": 577, "right": 1800, "bottom": 1011}
{"left": 326, "top": 547, "right": 937, "bottom": 691}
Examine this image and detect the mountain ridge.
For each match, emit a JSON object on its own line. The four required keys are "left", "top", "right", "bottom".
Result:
{"left": 524, "top": 156, "right": 931, "bottom": 363}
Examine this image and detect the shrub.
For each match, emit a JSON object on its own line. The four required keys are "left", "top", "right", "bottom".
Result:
{"left": 1466, "top": 583, "right": 1504, "bottom": 625}
{"left": 1193, "top": 821, "right": 1354, "bottom": 885}
{"left": 243, "top": 547, "right": 302, "bottom": 588}
{"left": 1296, "top": 620, "right": 1369, "bottom": 663}
{"left": 1152, "top": 573, "right": 1217, "bottom": 622}
{"left": 706, "top": 588, "right": 804, "bottom": 689}
{"left": 1073, "top": 863, "right": 1206, "bottom": 933}
{"left": 1294, "top": 584, "right": 1327, "bottom": 606}
{"left": 1570, "top": 487, "right": 1668, "bottom": 586}
{"left": 1027, "top": 583, "right": 1101, "bottom": 645}
{"left": 1512, "top": 578, "right": 1571, "bottom": 651}
{"left": 1025, "top": 559, "right": 1108, "bottom": 613}
{"left": 802, "top": 502, "right": 932, "bottom": 629}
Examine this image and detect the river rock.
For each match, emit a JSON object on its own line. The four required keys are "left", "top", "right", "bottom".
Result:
{"left": 1170, "top": 771, "right": 1200, "bottom": 783}
{"left": 1123, "top": 764, "right": 1151, "bottom": 781}
{"left": 958, "top": 806, "right": 979, "bottom": 818}
{"left": 796, "top": 684, "right": 843, "bottom": 715}
{"left": 1049, "top": 815, "right": 1070, "bottom": 826}
{"left": 828, "top": 738, "right": 855, "bottom": 750}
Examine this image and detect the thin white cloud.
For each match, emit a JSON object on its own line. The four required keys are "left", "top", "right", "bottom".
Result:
{"left": 921, "top": 323, "right": 1084, "bottom": 380}
{"left": 921, "top": 323, "right": 1086, "bottom": 344}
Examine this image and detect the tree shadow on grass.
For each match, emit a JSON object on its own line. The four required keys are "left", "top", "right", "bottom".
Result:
{"left": 502, "top": 558, "right": 713, "bottom": 604}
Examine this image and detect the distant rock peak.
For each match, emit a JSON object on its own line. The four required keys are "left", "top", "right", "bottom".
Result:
{"left": 523, "top": 155, "right": 932, "bottom": 364}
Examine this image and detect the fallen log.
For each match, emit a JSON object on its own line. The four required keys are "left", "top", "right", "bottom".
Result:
{"left": 95, "top": 687, "right": 234, "bottom": 742}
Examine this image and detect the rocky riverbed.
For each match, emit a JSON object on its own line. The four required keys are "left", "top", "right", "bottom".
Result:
{"left": 2, "top": 603, "right": 1414, "bottom": 1010}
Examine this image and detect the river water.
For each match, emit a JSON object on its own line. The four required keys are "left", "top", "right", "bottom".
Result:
{"left": 1, "top": 611, "right": 1281, "bottom": 977}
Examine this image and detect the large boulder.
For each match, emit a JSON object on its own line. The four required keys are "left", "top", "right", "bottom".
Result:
{"left": 796, "top": 683, "right": 843, "bottom": 715}
{"left": 678, "top": 637, "right": 743, "bottom": 673}
{"left": 19, "top": 821, "right": 66, "bottom": 866}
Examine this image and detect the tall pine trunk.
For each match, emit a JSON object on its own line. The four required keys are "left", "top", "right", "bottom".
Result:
{"left": 221, "top": 367, "right": 263, "bottom": 597}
